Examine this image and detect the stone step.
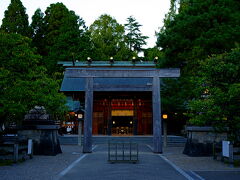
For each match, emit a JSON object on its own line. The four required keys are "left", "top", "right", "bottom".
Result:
{"left": 58, "top": 135, "right": 186, "bottom": 146}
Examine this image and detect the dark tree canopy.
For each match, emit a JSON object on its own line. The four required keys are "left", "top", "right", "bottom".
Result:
{"left": 30, "top": 3, "right": 91, "bottom": 74}
{"left": 156, "top": 0, "right": 240, "bottom": 130}
{"left": 157, "top": 0, "right": 240, "bottom": 69}
{"left": 1, "top": 0, "right": 30, "bottom": 36}
{"left": 0, "top": 32, "right": 67, "bottom": 126}
{"left": 188, "top": 49, "right": 240, "bottom": 142}
{"left": 30, "top": 8, "right": 46, "bottom": 56}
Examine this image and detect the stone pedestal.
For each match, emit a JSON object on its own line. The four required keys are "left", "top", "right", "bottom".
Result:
{"left": 18, "top": 126, "right": 61, "bottom": 155}
{"left": 18, "top": 106, "right": 62, "bottom": 156}
{"left": 183, "top": 126, "right": 227, "bottom": 156}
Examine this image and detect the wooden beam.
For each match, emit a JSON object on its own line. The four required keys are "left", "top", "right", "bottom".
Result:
{"left": 152, "top": 76, "right": 162, "bottom": 153}
{"left": 83, "top": 77, "right": 93, "bottom": 153}
{"left": 65, "top": 68, "right": 180, "bottom": 78}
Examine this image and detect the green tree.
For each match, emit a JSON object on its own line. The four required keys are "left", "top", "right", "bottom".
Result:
{"left": 89, "top": 14, "right": 132, "bottom": 61}
{"left": 156, "top": 0, "right": 240, "bottom": 119}
{"left": 1, "top": 0, "right": 30, "bottom": 36}
{"left": 124, "top": 16, "right": 148, "bottom": 54}
{"left": 38, "top": 3, "right": 90, "bottom": 73}
{"left": 30, "top": 8, "right": 46, "bottom": 56}
{"left": 0, "top": 32, "right": 67, "bottom": 127}
{"left": 47, "top": 10, "right": 90, "bottom": 66}
{"left": 188, "top": 49, "right": 240, "bottom": 142}
{"left": 144, "top": 47, "right": 163, "bottom": 61}
{"left": 157, "top": 0, "right": 240, "bottom": 69}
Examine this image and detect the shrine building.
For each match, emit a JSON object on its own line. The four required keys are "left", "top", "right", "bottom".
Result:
{"left": 59, "top": 61, "right": 180, "bottom": 153}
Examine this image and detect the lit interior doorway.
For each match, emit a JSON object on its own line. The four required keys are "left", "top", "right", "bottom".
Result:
{"left": 111, "top": 109, "right": 134, "bottom": 135}
{"left": 92, "top": 92, "right": 153, "bottom": 135}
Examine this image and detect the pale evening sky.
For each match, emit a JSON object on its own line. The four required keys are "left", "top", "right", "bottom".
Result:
{"left": 0, "top": 0, "right": 170, "bottom": 48}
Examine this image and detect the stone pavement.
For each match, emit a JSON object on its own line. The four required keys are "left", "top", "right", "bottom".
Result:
{"left": 1, "top": 144, "right": 240, "bottom": 180}
{"left": 57, "top": 144, "right": 187, "bottom": 180}
{"left": 0, "top": 145, "right": 83, "bottom": 180}
{"left": 162, "top": 146, "right": 240, "bottom": 180}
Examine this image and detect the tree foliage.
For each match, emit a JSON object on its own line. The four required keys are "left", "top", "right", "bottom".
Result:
{"left": 188, "top": 49, "right": 240, "bottom": 142}
{"left": 30, "top": 8, "right": 46, "bottom": 56}
{"left": 0, "top": 32, "right": 67, "bottom": 126}
{"left": 89, "top": 14, "right": 132, "bottom": 61}
{"left": 157, "top": 0, "right": 240, "bottom": 70}
{"left": 1, "top": 0, "right": 30, "bottom": 36}
{"left": 144, "top": 47, "right": 163, "bottom": 61}
{"left": 30, "top": 3, "right": 91, "bottom": 74}
{"left": 125, "top": 16, "right": 148, "bottom": 54}
{"left": 156, "top": 0, "right": 240, "bottom": 131}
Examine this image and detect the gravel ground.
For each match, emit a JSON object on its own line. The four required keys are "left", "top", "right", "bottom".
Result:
{"left": 0, "top": 145, "right": 83, "bottom": 180}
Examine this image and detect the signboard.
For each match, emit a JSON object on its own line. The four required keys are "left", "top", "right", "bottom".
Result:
{"left": 222, "top": 140, "right": 230, "bottom": 157}
{"left": 28, "top": 139, "right": 33, "bottom": 155}
{"left": 112, "top": 110, "right": 134, "bottom": 116}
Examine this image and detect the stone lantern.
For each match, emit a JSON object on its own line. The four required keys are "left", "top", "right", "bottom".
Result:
{"left": 18, "top": 106, "right": 62, "bottom": 155}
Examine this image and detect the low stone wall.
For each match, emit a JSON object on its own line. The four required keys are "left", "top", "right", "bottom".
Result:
{"left": 183, "top": 126, "right": 227, "bottom": 156}
{"left": 0, "top": 136, "right": 31, "bottom": 162}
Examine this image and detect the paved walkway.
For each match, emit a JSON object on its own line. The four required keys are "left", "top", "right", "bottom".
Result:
{"left": 162, "top": 146, "right": 240, "bottom": 180}
{"left": 57, "top": 144, "right": 187, "bottom": 180}
{"left": 1, "top": 144, "right": 240, "bottom": 180}
{"left": 0, "top": 145, "right": 82, "bottom": 180}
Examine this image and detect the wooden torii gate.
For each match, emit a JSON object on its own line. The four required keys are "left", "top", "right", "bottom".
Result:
{"left": 64, "top": 67, "right": 180, "bottom": 153}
